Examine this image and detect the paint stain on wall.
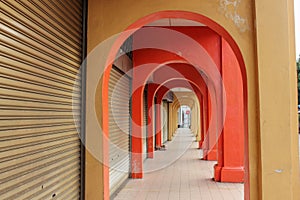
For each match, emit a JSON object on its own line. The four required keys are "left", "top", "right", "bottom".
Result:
{"left": 219, "top": 0, "right": 249, "bottom": 32}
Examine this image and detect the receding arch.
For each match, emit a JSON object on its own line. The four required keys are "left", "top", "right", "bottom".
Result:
{"left": 101, "top": 11, "right": 249, "bottom": 199}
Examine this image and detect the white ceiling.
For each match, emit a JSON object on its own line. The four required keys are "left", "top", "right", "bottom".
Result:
{"left": 171, "top": 88, "right": 192, "bottom": 92}
{"left": 144, "top": 18, "right": 205, "bottom": 27}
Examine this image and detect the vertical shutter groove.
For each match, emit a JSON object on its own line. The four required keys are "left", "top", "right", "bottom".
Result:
{"left": 0, "top": 0, "right": 83, "bottom": 199}
{"left": 143, "top": 89, "right": 148, "bottom": 161}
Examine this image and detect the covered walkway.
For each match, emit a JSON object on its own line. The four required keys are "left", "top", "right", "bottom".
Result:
{"left": 113, "top": 128, "right": 243, "bottom": 200}
{"left": 1, "top": 1, "right": 300, "bottom": 199}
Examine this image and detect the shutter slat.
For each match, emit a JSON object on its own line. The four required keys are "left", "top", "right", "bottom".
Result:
{"left": 108, "top": 67, "right": 131, "bottom": 196}
{"left": 22, "top": 168, "right": 80, "bottom": 200}
{"left": 1, "top": 1, "right": 81, "bottom": 56}
{"left": 0, "top": 0, "right": 82, "bottom": 199}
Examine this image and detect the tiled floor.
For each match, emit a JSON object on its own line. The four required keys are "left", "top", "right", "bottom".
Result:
{"left": 113, "top": 128, "right": 244, "bottom": 200}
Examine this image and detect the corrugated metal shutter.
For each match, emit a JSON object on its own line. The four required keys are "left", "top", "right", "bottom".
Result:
{"left": 109, "top": 67, "right": 131, "bottom": 196}
{"left": 143, "top": 89, "right": 147, "bottom": 161}
{"left": 0, "top": 1, "right": 83, "bottom": 199}
{"left": 163, "top": 101, "right": 168, "bottom": 143}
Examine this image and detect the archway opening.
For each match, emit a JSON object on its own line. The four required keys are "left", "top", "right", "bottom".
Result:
{"left": 177, "top": 105, "right": 191, "bottom": 128}
{"left": 102, "top": 11, "right": 249, "bottom": 199}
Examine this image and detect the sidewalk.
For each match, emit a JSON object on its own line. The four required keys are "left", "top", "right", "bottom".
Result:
{"left": 113, "top": 128, "right": 244, "bottom": 200}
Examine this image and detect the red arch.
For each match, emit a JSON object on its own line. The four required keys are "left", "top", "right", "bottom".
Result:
{"left": 150, "top": 79, "right": 205, "bottom": 148}
{"left": 102, "top": 11, "right": 249, "bottom": 200}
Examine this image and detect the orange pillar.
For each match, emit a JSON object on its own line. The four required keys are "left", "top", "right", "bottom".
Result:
{"left": 214, "top": 38, "right": 244, "bottom": 183}
{"left": 197, "top": 86, "right": 208, "bottom": 149}
{"left": 155, "top": 98, "right": 162, "bottom": 148}
{"left": 131, "top": 83, "right": 144, "bottom": 178}
{"left": 147, "top": 83, "right": 158, "bottom": 158}
{"left": 198, "top": 95, "right": 204, "bottom": 148}
{"left": 196, "top": 94, "right": 203, "bottom": 146}
{"left": 131, "top": 58, "right": 155, "bottom": 179}
{"left": 190, "top": 85, "right": 205, "bottom": 148}
{"left": 155, "top": 86, "right": 169, "bottom": 148}
{"left": 202, "top": 92, "right": 218, "bottom": 161}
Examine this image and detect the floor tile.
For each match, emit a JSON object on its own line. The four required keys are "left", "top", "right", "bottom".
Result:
{"left": 113, "top": 128, "right": 244, "bottom": 200}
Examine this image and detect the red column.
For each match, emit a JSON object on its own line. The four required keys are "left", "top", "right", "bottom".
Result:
{"left": 202, "top": 93, "right": 218, "bottom": 161}
{"left": 198, "top": 96, "right": 204, "bottom": 148}
{"left": 131, "top": 84, "right": 143, "bottom": 178}
{"left": 214, "top": 38, "right": 244, "bottom": 183}
{"left": 155, "top": 87, "right": 169, "bottom": 148}
{"left": 147, "top": 84, "right": 157, "bottom": 158}
{"left": 198, "top": 88, "right": 208, "bottom": 149}
{"left": 155, "top": 100, "right": 162, "bottom": 148}
{"left": 190, "top": 86, "right": 205, "bottom": 149}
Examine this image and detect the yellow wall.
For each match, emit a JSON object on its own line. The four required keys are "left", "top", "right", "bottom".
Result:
{"left": 86, "top": 0, "right": 300, "bottom": 199}
{"left": 254, "top": 0, "right": 300, "bottom": 199}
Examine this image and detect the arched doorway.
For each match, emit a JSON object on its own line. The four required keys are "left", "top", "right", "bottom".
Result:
{"left": 100, "top": 11, "right": 249, "bottom": 199}
{"left": 85, "top": 2, "right": 300, "bottom": 200}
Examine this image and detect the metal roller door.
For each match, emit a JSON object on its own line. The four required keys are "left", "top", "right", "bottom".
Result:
{"left": 109, "top": 66, "right": 131, "bottom": 196}
{"left": 162, "top": 101, "right": 168, "bottom": 143}
{"left": 143, "top": 89, "right": 148, "bottom": 161}
{"left": 0, "top": 0, "right": 84, "bottom": 199}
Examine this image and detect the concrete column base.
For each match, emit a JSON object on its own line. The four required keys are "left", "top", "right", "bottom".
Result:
{"left": 198, "top": 139, "right": 204, "bottom": 149}
{"left": 214, "top": 164, "right": 222, "bottom": 181}
{"left": 147, "top": 152, "right": 154, "bottom": 158}
{"left": 214, "top": 165, "right": 244, "bottom": 183}
{"left": 202, "top": 149, "right": 217, "bottom": 161}
{"left": 131, "top": 172, "right": 143, "bottom": 179}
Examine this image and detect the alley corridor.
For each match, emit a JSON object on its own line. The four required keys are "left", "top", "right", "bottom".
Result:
{"left": 113, "top": 129, "right": 244, "bottom": 200}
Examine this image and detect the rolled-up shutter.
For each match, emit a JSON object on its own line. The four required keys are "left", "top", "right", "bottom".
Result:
{"left": 108, "top": 66, "right": 131, "bottom": 196}
{"left": 0, "top": 0, "right": 83, "bottom": 199}
{"left": 143, "top": 89, "right": 148, "bottom": 161}
{"left": 163, "top": 101, "right": 168, "bottom": 143}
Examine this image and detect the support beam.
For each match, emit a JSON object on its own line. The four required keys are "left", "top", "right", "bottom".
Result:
{"left": 202, "top": 94, "right": 217, "bottom": 161}
{"left": 214, "top": 38, "right": 244, "bottom": 183}
{"left": 147, "top": 83, "right": 158, "bottom": 158}
{"left": 131, "top": 85, "right": 144, "bottom": 178}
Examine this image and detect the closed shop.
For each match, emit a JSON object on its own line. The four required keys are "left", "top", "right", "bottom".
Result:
{"left": 108, "top": 66, "right": 131, "bottom": 196}
{"left": 0, "top": 1, "right": 84, "bottom": 199}
{"left": 162, "top": 101, "right": 169, "bottom": 143}
{"left": 143, "top": 88, "right": 148, "bottom": 161}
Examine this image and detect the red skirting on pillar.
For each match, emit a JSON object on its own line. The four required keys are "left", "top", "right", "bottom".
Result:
{"left": 214, "top": 164, "right": 244, "bottom": 183}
